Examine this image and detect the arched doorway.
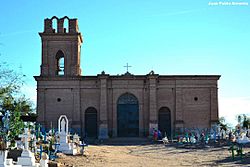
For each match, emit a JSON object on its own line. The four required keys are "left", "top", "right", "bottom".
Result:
{"left": 117, "top": 93, "right": 139, "bottom": 137}
{"left": 158, "top": 107, "right": 171, "bottom": 138}
{"left": 85, "top": 107, "right": 97, "bottom": 138}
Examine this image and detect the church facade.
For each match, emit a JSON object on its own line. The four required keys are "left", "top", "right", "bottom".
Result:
{"left": 35, "top": 17, "right": 220, "bottom": 139}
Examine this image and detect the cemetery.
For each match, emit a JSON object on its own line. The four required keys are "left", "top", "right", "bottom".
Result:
{"left": 0, "top": 110, "right": 249, "bottom": 166}
{"left": 0, "top": 14, "right": 249, "bottom": 167}
{"left": 0, "top": 15, "right": 247, "bottom": 166}
{"left": 0, "top": 113, "right": 87, "bottom": 167}
{"left": 1, "top": 0, "right": 250, "bottom": 164}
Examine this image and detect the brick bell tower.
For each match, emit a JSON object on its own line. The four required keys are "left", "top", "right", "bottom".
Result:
{"left": 39, "top": 16, "right": 83, "bottom": 77}
{"left": 35, "top": 16, "right": 83, "bottom": 131}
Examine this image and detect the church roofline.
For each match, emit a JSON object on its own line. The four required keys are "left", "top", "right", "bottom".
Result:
{"left": 34, "top": 74, "right": 220, "bottom": 81}
{"left": 157, "top": 75, "right": 221, "bottom": 79}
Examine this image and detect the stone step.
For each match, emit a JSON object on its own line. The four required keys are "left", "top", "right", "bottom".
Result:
{"left": 98, "top": 137, "right": 152, "bottom": 145}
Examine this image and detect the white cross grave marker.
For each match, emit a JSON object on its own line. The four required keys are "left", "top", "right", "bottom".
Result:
{"left": 19, "top": 128, "right": 31, "bottom": 150}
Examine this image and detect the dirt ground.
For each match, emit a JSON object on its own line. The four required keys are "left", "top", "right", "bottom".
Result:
{"left": 56, "top": 142, "right": 250, "bottom": 167}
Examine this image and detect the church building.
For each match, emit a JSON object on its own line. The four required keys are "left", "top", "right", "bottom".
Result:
{"left": 35, "top": 16, "right": 220, "bottom": 139}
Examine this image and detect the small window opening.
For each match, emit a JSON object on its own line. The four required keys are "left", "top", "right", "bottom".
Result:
{"left": 194, "top": 97, "right": 198, "bottom": 101}
{"left": 57, "top": 98, "right": 61, "bottom": 102}
{"left": 56, "top": 50, "right": 65, "bottom": 75}
{"left": 52, "top": 18, "right": 57, "bottom": 33}
{"left": 63, "top": 18, "right": 69, "bottom": 33}
{"left": 58, "top": 57, "right": 65, "bottom": 75}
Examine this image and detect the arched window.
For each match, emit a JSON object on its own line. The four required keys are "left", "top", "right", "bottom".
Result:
{"left": 56, "top": 50, "right": 65, "bottom": 75}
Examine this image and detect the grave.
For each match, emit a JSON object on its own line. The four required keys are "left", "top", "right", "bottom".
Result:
{"left": 17, "top": 128, "right": 39, "bottom": 167}
{"left": 39, "top": 152, "right": 49, "bottom": 167}
{"left": 236, "top": 132, "right": 250, "bottom": 144}
{"left": 0, "top": 150, "right": 8, "bottom": 167}
{"left": 190, "top": 135, "right": 196, "bottom": 144}
{"left": 0, "top": 112, "right": 14, "bottom": 167}
{"left": 1, "top": 150, "right": 22, "bottom": 167}
{"left": 57, "top": 115, "right": 77, "bottom": 155}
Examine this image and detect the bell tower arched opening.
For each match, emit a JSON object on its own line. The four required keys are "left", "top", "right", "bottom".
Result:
{"left": 52, "top": 17, "right": 58, "bottom": 33}
{"left": 63, "top": 18, "right": 69, "bottom": 33}
{"left": 55, "top": 50, "right": 65, "bottom": 76}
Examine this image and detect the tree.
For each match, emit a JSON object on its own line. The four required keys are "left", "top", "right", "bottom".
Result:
{"left": 0, "top": 62, "right": 24, "bottom": 95}
{"left": 242, "top": 115, "right": 250, "bottom": 129}
{"left": 218, "top": 117, "right": 228, "bottom": 131}
{"left": 236, "top": 114, "right": 250, "bottom": 129}
{"left": 0, "top": 62, "right": 32, "bottom": 146}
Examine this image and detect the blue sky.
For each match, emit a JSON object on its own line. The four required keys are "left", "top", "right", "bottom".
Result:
{"left": 0, "top": 0, "right": 249, "bottom": 126}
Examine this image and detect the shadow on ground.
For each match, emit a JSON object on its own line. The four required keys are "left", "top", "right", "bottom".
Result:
{"left": 216, "top": 155, "right": 250, "bottom": 166}
{"left": 85, "top": 137, "right": 153, "bottom": 146}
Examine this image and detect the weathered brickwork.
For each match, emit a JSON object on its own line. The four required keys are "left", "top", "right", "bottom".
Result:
{"left": 35, "top": 17, "right": 220, "bottom": 139}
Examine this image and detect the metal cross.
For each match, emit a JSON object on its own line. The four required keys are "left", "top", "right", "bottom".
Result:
{"left": 124, "top": 63, "right": 132, "bottom": 72}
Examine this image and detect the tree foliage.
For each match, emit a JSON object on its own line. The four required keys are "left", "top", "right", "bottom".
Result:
{"left": 0, "top": 62, "right": 32, "bottom": 144}
{"left": 219, "top": 117, "right": 228, "bottom": 131}
{"left": 0, "top": 62, "right": 24, "bottom": 94}
{"left": 236, "top": 114, "right": 250, "bottom": 129}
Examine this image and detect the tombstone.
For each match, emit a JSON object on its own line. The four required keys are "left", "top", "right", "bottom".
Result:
{"left": 221, "top": 129, "right": 226, "bottom": 140}
{"left": 58, "top": 115, "right": 68, "bottom": 135}
{"left": 16, "top": 140, "right": 23, "bottom": 150}
{"left": 205, "top": 133, "right": 209, "bottom": 144}
{"left": 162, "top": 136, "right": 168, "bottom": 144}
{"left": 236, "top": 130, "right": 250, "bottom": 144}
{"left": 32, "top": 136, "right": 37, "bottom": 154}
{"left": 212, "top": 130, "right": 217, "bottom": 141}
{"left": 190, "top": 135, "right": 196, "bottom": 144}
{"left": 57, "top": 115, "right": 77, "bottom": 155}
{"left": 40, "top": 152, "right": 49, "bottom": 167}
{"left": 58, "top": 115, "right": 68, "bottom": 143}
{"left": 210, "top": 124, "right": 218, "bottom": 141}
{"left": 0, "top": 150, "right": 22, "bottom": 167}
{"left": 5, "top": 159, "right": 22, "bottom": 167}
{"left": 73, "top": 134, "right": 80, "bottom": 144}
{"left": 0, "top": 150, "right": 8, "bottom": 167}
{"left": 17, "top": 128, "right": 39, "bottom": 167}
{"left": 0, "top": 141, "right": 21, "bottom": 167}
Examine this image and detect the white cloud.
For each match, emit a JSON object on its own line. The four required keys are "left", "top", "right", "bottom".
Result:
{"left": 219, "top": 96, "right": 250, "bottom": 126}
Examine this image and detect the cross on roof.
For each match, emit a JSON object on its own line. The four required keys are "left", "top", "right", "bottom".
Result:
{"left": 124, "top": 63, "right": 132, "bottom": 72}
